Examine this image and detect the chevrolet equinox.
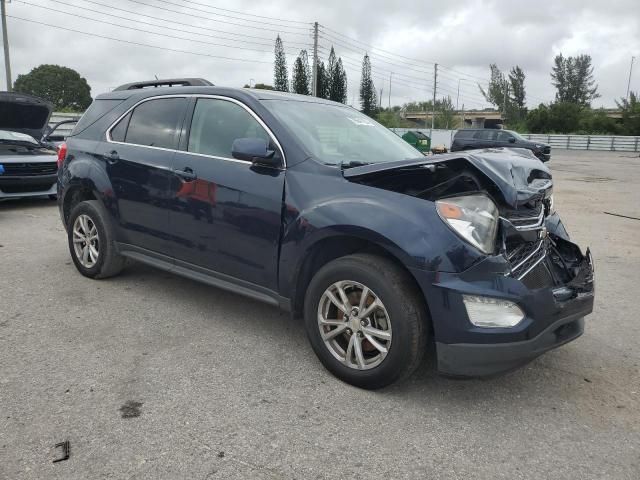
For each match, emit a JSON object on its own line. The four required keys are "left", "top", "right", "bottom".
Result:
{"left": 57, "top": 79, "right": 594, "bottom": 389}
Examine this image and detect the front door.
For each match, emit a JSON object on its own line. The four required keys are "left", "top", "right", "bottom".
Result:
{"left": 98, "top": 96, "right": 188, "bottom": 257}
{"left": 169, "top": 97, "right": 285, "bottom": 290}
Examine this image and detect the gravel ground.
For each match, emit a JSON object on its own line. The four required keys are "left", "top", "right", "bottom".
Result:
{"left": 1, "top": 150, "right": 639, "bottom": 479}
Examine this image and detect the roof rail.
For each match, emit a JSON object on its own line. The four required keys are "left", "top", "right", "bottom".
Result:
{"left": 113, "top": 78, "right": 214, "bottom": 91}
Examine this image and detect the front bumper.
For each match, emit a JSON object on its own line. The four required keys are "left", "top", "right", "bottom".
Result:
{"left": 0, "top": 174, "right": 57, "bottom": 199}
{"left": 410, "top": 219, "right": 594, "bottom": 377}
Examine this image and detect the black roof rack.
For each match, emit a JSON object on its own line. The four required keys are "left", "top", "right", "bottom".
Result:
{"left": 113, "top": 78, "right": 214, "bottom": 91}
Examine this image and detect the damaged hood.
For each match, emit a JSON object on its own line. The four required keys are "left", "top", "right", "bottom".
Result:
{"left": 343, "top": 148, "right": 552, "bottom": 208}
{"left": 0, "top": 92, "right": 53, "bottom": 140}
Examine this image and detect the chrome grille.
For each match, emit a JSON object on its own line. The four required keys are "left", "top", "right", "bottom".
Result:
{"left": 507, "top": 239, "right": 546, "bottom": 280}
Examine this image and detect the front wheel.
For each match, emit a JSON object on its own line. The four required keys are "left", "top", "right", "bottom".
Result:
{"left": 304, "top": 253, "right": 429, "bottom": 389}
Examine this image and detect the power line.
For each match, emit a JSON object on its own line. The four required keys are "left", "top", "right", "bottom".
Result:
{"left": 320, "top": 24, "right": 547, "bottom": 105}
{"left": 123, "top": 0, "right": 310, "bottom": 34}
{"left": 70, "top": 0, "right": 308, "bottom": 44}
{"left": 319, "top": 31, "right": 434, "bottom": 75}
{"left": 18, "top": 2, "right": 308, "bottom": 56}
{"left": 319, "top": 24, "right": 439, "bottom": 67}
{"left": 172, "top": 0, "right": 309, "bottom": 25}
{"left": 320, "top": 45, "right": 433, "bottom": 85}
{"left": 19, "top": 1, "right": 310, "bottom": 52}
{"left": 7, "top": 15, "right": 276, "bottom": 63}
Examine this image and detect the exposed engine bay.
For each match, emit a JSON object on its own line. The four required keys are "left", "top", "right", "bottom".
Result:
{"left": 344, "top": 151, "right": 594, "bottom": 296}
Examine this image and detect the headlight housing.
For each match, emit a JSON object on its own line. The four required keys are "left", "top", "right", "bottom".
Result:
{"left": 436, "top": 194, "right": 499, "bottom": 254}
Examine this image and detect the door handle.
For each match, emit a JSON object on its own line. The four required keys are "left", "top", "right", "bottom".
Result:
{"left": 174, "top": 167, "right": 197, "bottom": 181}
{"left": 107, "top": 150, "right": 119, "bottom": 164}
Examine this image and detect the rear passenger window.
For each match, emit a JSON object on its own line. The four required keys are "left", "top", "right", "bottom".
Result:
{"left": 187, "top": 98, "right": 270, "bottom": 159}
{"left": 115, "top": 97, "right": 187, "bottom": 149}
{"left": 110, "top": 112, "right": 130, "bottom": 142}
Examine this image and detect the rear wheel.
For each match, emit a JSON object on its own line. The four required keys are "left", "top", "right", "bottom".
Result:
{"left": 67, "top": 200, "right": 124, "bottom": 279}
{"left": 304, "top": 253, "right": 428, "bottom": 389}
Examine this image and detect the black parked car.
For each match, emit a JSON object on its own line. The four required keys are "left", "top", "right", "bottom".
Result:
{"left": 451, "top": 128, "right": 551, "bottom": 161}
{"left": 57, "top": 79, "right": 594, "bottom": 389}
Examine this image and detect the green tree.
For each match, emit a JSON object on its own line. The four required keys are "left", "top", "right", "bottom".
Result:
{"left": 616, "top": 92, "right": 640, "bottom": 135}
{"left": 291, "top": 50, "right": 310, "bottom": 95}
{"left": 13, "top": 64, "right": 92, "bottom": 111}
{"left": 359, "top": 53, "right": 377, "bottom": 116}
{"left": 508, "top": 66, "right": 526, "bottom": 119}
{"left": 326, "top": 47, "right": 347, "bottom": 104}
{"left": 551, "top": 53, "right": 599, "bottom": 105}
{"left": 273, "top": 35, "right": 289, "bottom": 92}
{"left": 479, "top": 64, "right": 508, "bottom": 108}
{"left": 316, "top": 61, "right": 329, "bottom": 99}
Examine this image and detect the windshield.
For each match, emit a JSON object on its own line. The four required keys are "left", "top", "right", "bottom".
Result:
{"left": 0, "top": 130, "right": 39, "bottom": 145}
{"left": 263, "top": 100, "right": 422, "bottom": 166}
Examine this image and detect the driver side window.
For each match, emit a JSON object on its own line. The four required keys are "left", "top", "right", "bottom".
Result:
{"left": 187, "top": 98, "right": 271, "bottom": 160}
{"left": 497, "top": 131, "right": 513, "bottom": 142}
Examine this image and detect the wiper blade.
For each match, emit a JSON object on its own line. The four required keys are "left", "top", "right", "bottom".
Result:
{"left": 339, "top": 160, "right": 371, "bottom": 170}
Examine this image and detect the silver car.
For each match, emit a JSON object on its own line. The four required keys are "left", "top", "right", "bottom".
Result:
{"left": 0, "top": 92, "right": 59, "bottom": 200}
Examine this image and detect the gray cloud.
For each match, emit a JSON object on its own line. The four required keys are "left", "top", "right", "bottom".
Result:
{"left": 4, "top": 0, "right": 639, "bottom": 108}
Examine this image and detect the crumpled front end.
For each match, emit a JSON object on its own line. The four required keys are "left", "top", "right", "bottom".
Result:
{"left": 413, "top": 205, "right": 595, "bottom": 377}
{"left": 344, "top": 149, "right": 595, "bottom": 377}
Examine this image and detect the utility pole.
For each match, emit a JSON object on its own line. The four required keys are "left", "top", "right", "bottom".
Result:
{"left": 626, "top": 56, "right": 635, "bottom": 104}
{"left": 312, "top": 22, "right": 318, "bottom": 97}
{"left": 1, "top": 0, "right": 11, "bottom": 91}
{"left": 388, "top": 72, "right": 392, "bottom": 109}
{"left": 379, "top": 88, "right": 383, "bottom": 109}
{"left": 431, "top": 63, "right": 438, "bottom": 131}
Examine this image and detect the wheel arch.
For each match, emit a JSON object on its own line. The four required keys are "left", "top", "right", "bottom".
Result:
{"left": 288, "top": 233, "right": 432, "bottom": 330}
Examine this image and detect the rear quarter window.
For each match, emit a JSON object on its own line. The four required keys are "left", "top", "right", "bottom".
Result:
{"left": 71, "top": 99, "right": 124, "bottom": 135}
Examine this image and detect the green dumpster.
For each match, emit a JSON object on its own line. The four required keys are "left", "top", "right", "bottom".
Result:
{"left": 401, "top": 130, "right": 431, "bottom": 153}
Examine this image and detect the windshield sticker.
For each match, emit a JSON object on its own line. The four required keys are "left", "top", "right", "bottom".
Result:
{"left": 346, "top": 117, "right": 375, "bottom": 126}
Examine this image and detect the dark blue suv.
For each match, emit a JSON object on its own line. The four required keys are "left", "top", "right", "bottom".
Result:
{"left": 57, "top": 79, "right": 594, "bottom": 389}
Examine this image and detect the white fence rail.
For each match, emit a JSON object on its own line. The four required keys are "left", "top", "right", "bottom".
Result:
{"left": 390, "top": 128, "right": 640, "bottom": 152}
{"left": 520, "top": 134, "right": 640, "bottom": 152}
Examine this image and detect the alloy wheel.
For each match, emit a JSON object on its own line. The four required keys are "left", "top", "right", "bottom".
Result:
{"left": 317, "top": 280, "right": 392, "bottom": 370}
{"left": 72, "top": 214, "right": 100, "bottom": 268}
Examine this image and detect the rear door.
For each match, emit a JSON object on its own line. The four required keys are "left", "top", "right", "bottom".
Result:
{"left": 474, "top": 129, "right": 497, "bottom": 148}
{"left": 97, "top": 96, "right": 188, "bottom": 257}
{"left": 168, "top": 96, "right": 285, "bottom": 290}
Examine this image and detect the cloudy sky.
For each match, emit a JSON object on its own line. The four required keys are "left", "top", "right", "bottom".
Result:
{"left": 3, "top": 0, "right": 640, "bottom": 109}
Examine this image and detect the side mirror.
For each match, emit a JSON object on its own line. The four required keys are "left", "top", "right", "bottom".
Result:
{"left": 231, "top": 137, "right": 280, "bottom": 167}
{"left": 508, "top": 137, "right": 516, "bottom": 143}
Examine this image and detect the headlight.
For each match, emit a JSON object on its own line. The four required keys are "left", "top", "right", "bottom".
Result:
{"left": 436, "top": 194, "right": 499, "bottom": 254}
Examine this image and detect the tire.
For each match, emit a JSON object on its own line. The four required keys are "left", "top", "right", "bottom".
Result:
{"left": 304, "top": 253, "right": 428, "bottom": 389}
{"left": 67, "top": 200, "right": 125, "bottom": 279}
